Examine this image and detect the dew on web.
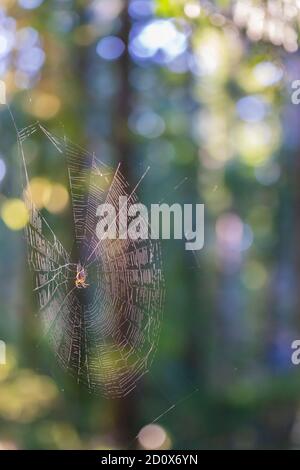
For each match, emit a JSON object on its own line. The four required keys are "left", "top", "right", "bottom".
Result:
{"left": 17, "top": 121, "right": 165, "bottom": 398}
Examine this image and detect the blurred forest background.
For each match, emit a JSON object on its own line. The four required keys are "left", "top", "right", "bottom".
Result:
{"left": 1, "top": 0, "right": 300, "bottom": 450}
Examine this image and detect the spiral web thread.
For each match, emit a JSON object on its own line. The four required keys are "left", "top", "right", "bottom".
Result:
{"left": 19, "top": 122, "right": 165, "bottom": 398}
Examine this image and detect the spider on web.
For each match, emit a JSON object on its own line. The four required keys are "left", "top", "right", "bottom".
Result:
{"left": 14, "top": 120, "right": 165, "bottom": 398}
{"left": 75, "top": 264, "right": 89, "bottom": 289}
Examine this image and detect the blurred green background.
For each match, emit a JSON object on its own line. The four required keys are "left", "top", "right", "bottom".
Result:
{"left": 1, "top": 0, "right": 300, "bottom": 450}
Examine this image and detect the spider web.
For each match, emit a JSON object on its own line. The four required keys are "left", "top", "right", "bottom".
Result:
{"left": 18, "top": 121, "right": 165, "bottom": 398}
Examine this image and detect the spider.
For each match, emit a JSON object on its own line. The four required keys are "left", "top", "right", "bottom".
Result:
{"left": 75, "top": 263, "right": 89, "bottom": 289}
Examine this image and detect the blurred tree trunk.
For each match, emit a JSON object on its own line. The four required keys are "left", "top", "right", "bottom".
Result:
{"left": 112, "top": 4, "right": 139, "bottom": 447}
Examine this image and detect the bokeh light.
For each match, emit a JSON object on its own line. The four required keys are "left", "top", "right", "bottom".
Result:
{"left": 236, "top": 96, "right": 267, "bottom": 123}
{"left": 96, "top": 36, "right": 125, "bottom": 61}
{"left": 233, "top": 0, "right": 300, "bottom": 52}
{"left": 0, "top": 10, "right": 45, "bottom": 89}
{"left": 0, "top": 370, "right": 58, "bottom": 422}
{"left": 26, "top": 177, "right": 51, "bottom": 209}
{"left": 1, "top": 198, "right": 29, "bottom": 230}
{"left": 129, "top": 0, "right": 154, "bottom": 20}
{"left": 26, "top": 91, "right": 61, "bottom": 119}
{"left": 129, "top": 20, "right": 187, "bottom": 63}
{"left": 129, "top": 109, "right": 165, "bottom": 138}
{"left": 216, "top": 213, "right": 244, "bottom": 253}
{"left": 138, "top": 424, "right": 169, "bottom": 450}
{"left": 232, "top": 121, "right": 279, "bottom": 167}
{"left": 184, "top": 2, "right": 201, "bottom": 19}
{"left": 241, "top": 260, "right": 268, "bottom": 290}
{"left": 255, "top": 162, "right": 281, "bottom": 186}
{"left": 0, "top": 440, "right": 18, "bottom": 450}
{"left": 17, "top": 46, "right": 45, "bottom": 74}
{"left": 253, "top": 61, "right": 283, "bottom": 87}
{"left": 18, "top": 0, "right": 44, "bottom": 10}
{"left": 0, "top": 158, "right": 6, "bottom": 182}
{"left": 44, "top": 183, "right": 69, "bottom": 214}
{"left": 88, "top": 0, "right": 123, "bottom": 25}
